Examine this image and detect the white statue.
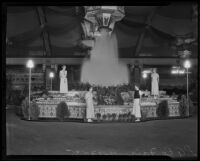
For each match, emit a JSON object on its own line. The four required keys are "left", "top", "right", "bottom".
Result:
{"left": 59, "top": 65, "right": 68, "bottom": 93}
{"left": 151, "top": 68, "right": 159, "bottom": 98}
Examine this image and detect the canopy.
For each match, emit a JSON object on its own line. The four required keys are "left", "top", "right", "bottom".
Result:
{"left": 6, "top": 4, "right": 198, "bottom": 58}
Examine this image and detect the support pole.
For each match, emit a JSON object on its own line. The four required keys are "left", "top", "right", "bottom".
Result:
{"left": 187, "top": 68, "right": 189, "bottom": 116}
{"left": 51, "top": 78, "right": 52, "bottom": 91}
{"left": 28, "top": 68, "right": 31, "bottom": 120}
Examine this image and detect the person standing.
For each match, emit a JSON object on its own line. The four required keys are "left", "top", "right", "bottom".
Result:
{"left": 85, "top": 86, "right": 95, "bottom": 122}
{"left": 132, "top": 85, "right": 142, "bottom": 122}
{"left": 151, "top": 68, "right": 159, "bottom": 98}
{"left": 59, "top": 65, "right": 68, "bottom": 93}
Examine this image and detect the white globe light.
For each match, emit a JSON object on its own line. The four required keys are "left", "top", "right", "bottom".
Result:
{"left": 49, "top": 72, "right": 54, "bottom": 78}
{"left": 171, "top": 70, "right": 176, "bottom": 74}
{"left": 184, "top": 60, "right": 191, "bottom": 69}
{"left": 143, "top": 73, "right": 147, "bottom": 78}
{"left": 26, "top": 60, "right": 34, "bottom": 68}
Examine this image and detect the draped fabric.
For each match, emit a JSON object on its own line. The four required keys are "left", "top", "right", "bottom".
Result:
{"left": 119, "top": 45, "right": 177, "bottom": 58}
{"left": 9, "top": 28, "right": 43, "bottom": 44}
{"left": 51, "top": 46, "right": 88, "bottom": 57}
{"left": 6, "top": 46, "right": 44, "bottom": 57}
{"left": 115, "top": 21, "right": 145, "bottom": 36}
{"left": 7, "top": 7, "right": 35, "bottom": 13}
{"left": 145, "top": 27, "right": 175, "bottom": 45}
{"left": 7, "top": 10, "right": 40, "bottom": 37}
{"left": 7, "top": 45, "right": 87, "bottom": 57}
{"left": 120, "top": 17, "right": 147, "bottom": 28}
{"left": 46, "top": 22, "right": 82, "bottom": 36}
{"left": 151, "top": 14, "right": 193, "bottom": 36}
{"left": 44, "top": 6, "right": 77, "bottom": 17}
{"left": 6, "top": 4, "right": 197, "bottom": 58}
{"left": 156, "top": 4, "right": 193, "bottom": 19}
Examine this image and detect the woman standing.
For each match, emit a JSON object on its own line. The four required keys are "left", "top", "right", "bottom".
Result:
{"left": 151, "top": 68, "right": 159, "bottom": 98}
{"left": 85, "top": 86, "right": 95, "bottom": 122}
{"left": 132, "top": 85, "right": 142, "bottom": 122}
{"left": 59, "top": 65, "right": 68, "bottom": 93}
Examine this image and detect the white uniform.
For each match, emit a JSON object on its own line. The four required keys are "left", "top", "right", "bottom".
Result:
{"left": 132, "top": 90, "right": 142, "bottom": 118}
{"left": 85, "top": 92, "right": 95, "bottom": 119}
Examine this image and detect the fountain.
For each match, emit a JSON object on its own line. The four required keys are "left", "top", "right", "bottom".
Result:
{"left": 81, "top": 6, "right": 129, "bottom": 86}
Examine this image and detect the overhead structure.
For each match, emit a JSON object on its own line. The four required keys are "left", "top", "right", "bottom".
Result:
{"left": 82, "top": 6, "right": 125, "bottom": 38}
{"left": 6, "top": 4, "right": 198, "bottom": 58}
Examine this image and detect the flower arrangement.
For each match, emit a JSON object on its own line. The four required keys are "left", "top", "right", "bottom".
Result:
{"left": 31, "top": 83, "right": 138, "bottom": 105}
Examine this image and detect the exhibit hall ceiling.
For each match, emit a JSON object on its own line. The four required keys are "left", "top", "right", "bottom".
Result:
{"left": 6, "top": 4, "right": 198, "bottom": 58}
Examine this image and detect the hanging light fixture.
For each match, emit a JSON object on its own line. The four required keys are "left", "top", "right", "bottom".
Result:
{"left": 82, "top": 6, "right": 125, "bottom": 37}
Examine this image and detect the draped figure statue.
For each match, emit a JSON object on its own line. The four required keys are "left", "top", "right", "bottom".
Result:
{"left": 59, "top": 65, "right": 68, "bottom": 93}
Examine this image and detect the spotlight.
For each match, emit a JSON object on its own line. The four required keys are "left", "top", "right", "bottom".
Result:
{"left": 184, "top": 60, "right": 191, "bottom": 69}
{"left": 143, "top": 73, "right": 147, "bottom": 78}
{"left": 49, "top": 72, "right": 54, "bottom": 78}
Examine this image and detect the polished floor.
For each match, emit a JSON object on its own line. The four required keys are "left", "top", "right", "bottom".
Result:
{"left": 6, "top": 109, "right": 197, "bottom": 158}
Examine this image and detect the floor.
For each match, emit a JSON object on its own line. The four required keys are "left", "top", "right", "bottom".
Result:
{"left": 6, "top": 109, "right": 197, "bottom": 158}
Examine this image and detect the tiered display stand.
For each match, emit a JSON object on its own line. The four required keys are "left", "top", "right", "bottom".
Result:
{"left": 35, "top": 91, "right": 180, "bottom": 120}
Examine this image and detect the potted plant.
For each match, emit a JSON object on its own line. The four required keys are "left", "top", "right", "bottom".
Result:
{"left": 131, "top": 114, "right": 135, "bottom": 122}
{"left": 107, "top": 113, "right": 112, "bottom": 121}
{"left": 123, "top": 113, "right": 128, "bottom": 122}
{"left": 118, "top": 114, "right": 122, "bottom": 122}
{"left": 127, "top": 112, "right": 132, "bottom": 122}
{"left": 102, "top": 114, "right": 107, "bottom": 121}
{"left": 112, "top": 113, "right": 116, "bottom": 122}
{"left": 141, "top": 111, "right": 147, "bottom": 121}
{"left": 96, "top": 113, "right": 101, "bottom": 122}
{"left": 21, "top": 97, "right": 29, "bottom": 120}
{"left": 56, "top": 101, "right": 70, "bottom": 121}
{"left": 30, "top": 100, "right": 40, "bottom": 120}
{"left": 178, "top": 95, "right": 188, "bottom": 117}
{"left": 156, "top": 100, "right": 169, "bottom": 119}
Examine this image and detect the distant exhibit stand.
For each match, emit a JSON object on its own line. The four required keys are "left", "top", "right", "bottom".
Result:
{"left": 36, "top": 91, "right": 180, "bottom": 120}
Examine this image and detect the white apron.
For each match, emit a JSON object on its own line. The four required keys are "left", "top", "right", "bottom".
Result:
{"left": 85, "top": 92, "right": 95, "bottom": 119}
{"left": 132, "top": 98, "right": 141, "bottom": 118}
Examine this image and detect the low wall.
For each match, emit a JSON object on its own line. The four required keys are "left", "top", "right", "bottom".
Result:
{"left": 36, "top": 91, "right": 180, "bottom": 120}
{"left": 37, "top": 102, "right": 180, "bottom": 119}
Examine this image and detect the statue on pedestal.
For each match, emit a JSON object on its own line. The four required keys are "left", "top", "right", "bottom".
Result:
{"left": 151, "top": 68, "right": 159, "bottom": 98}
{"left": 59, "top": 65, "right": 68, "bottom": 93}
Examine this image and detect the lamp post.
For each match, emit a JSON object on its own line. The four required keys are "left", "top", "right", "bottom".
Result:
{"left": 26, "top": 60, "right": 34, "bottom": 120}
{"left": 49, "top": 72, "right": 54, "bottom": 91}
{"left": 183, "top": 60, "right": 191, "bottom": 116}
{"left": 143, "top": 73, "right": 147, "bottom": 89}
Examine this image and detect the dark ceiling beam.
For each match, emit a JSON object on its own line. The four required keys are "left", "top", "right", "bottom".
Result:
{"left": 134, "top": 8, "right": 159, "bottom": 57}
{"left": 36, "top": 7, "right": 51, "bottom": 56}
